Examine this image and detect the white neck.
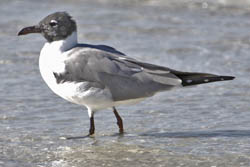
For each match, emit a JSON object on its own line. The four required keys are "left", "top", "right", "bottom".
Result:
{"left": 45, "top": 31, "right": 78, "bottom": 52}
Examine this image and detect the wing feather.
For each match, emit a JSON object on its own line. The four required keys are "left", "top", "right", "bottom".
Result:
{"left": 60, "top": 46, "right": 182, "bottom": 101}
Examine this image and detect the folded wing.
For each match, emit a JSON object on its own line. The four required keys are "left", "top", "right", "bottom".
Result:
{"left": 61, "top": 47, "right": 182, "bottom": 101}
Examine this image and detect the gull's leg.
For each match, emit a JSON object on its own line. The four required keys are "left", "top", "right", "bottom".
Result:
{"left": 64, "top": 111, "right": 95, "bottom": 140}
{"left": 88, "top": 113, "right": 95, "bottom": 136}
{"left": 113, "top": 107, "right": 124, "bottom": 134}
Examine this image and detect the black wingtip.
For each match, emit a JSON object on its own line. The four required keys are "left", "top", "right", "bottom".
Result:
{"left": 181, "top": 75, "right": 235, "bottom": 86}
{"left": 220, "top": 76, "right": 235, "bottom": 81}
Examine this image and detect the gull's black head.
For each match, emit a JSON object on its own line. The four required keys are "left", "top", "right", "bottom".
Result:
{"left": 18, "top": 12, "right": 77, "bottom": 42}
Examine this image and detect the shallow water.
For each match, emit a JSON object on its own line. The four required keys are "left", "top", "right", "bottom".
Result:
{"left": 1, "top": 0, "right": 250, "bottom": 166}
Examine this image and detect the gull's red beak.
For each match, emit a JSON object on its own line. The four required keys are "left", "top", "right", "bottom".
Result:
{"left": 18, "top": 25, "right": 41, "bottom": 36}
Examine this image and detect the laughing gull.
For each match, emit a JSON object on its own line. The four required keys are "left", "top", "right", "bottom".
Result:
{"left": 18, "top": 12, "right": 235, "bottom": 136}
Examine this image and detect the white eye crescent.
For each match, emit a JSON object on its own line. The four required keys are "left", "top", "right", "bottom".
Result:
{"left": 49, "top": 20, "right": 58, "bottom": 27}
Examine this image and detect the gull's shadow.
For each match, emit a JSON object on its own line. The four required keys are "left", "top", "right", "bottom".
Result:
{"left": 60, "top": 135, "right": 93, "bottom": 140}
{"left": 61, "top": 132, "right": 125, "bottom": 140}
{"left": 140, "top": 130, "right": 250, "bottom": 138}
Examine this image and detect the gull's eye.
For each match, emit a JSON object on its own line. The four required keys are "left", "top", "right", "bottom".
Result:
{"left": 49, "top": 20, "right": 58, "bottom": 27}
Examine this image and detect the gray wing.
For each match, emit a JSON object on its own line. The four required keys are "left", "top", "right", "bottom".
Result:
{"left": 56, "top": 46, "right": 182, "bottom": 101}
{"left": 76, "top": 43, "right": 126, "bottom": 56}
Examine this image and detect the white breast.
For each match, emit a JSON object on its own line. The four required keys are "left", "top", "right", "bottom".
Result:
{"left": 39, "top": 41, "right": 75, "bottom": 102}
{"left": 38, "top": 32, "right": 115, "bottom": 111}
